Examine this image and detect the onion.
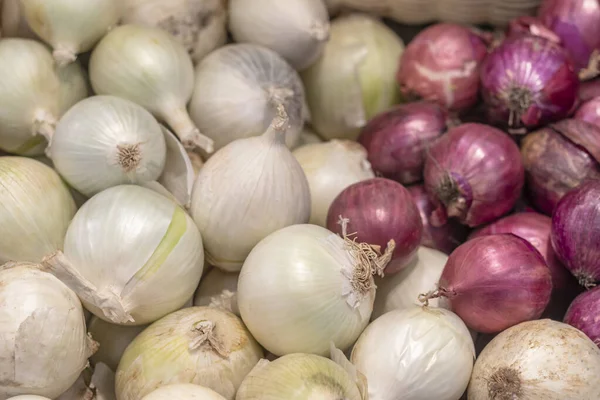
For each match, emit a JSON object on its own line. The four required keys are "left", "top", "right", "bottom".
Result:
{"left": 425, "top": 234, "right": 552, "bottom": 333}
{"left": 193, "top": 268, "right": 240, "bottom": 316}
{"left": 521, "top": 119, "right": 600, "bottom": 215}
{"left": 579, "top": 78, "right": 600, "bottom": 102}
{"left": 293, "top": 126, "right": 323, "bottom": 148}
{"left": 292, "top": 140, "right": 375, "bottom": 227}
{"left": 326, "top": 178, "right": 423, "bottom": 273}
{"left": 351, "top": 306, "right": 475, "bottom": 400}
{"left": 1, "top": 0, "right": 37, "bottom": 39}
{"left": 357, "top": 102, "right": 447, "bottom": 185}
{"left": 538, "top": 0, "right": 600, "bottom": 78}
{"left": 141, "top": 384, "right": 226, "bottom": 400}
{"left": 564, "top": 286, "right": 600, "bottom": 347}
{"left": 423, "top": 123, "right": 524, "bottom": 227}
{"left": 7, "top": 397, "right": 51, "bottom": 400}
{"left": 88, "top": 316, "right": 146, "bottom": 372}
{"left": 397, "top": 23, "right": 488, "bottom": 111}
{"left": 480, "top": 34, "right": 579, "bottom": 134}
{"left": 575, "top": 96, "right": 600, "bottom": 128}
{"left": 551, "top": 180, "right": 600, "bottom": 288}
{"left": 408, "top": 184, "right": 468, "bottom": 254}
{"left": 372, "top": 246, "right": 448, "bottom": 320}
{"left": 506, "top": 15, "right": 562, "bottom": 43}
{"left": 468, "top": 319, "right": 600, "bottom": 399}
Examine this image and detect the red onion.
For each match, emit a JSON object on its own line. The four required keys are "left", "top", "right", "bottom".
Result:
{"left": 539, "top": 0, "right": 600, "bottom": 78}
{"left": 326, "top": 178, "right": 423, "bottom": 274}
{"left": 564, "top": 286, "right": 600, "bottom": 347}
{"left": 357, "top": 102, "right": 447, "bottom": 185}
{"left": 575, "top": 96, "right": 600, "bottom": 128}
{"left": 425, "top": 234, "right": 552, "bottom": 333}
{"left": 506, "top": 16, "right": 562, "bottom": 44}
{"left": 407, "top": 184, "right": 468, "bottom": 255}
{"left": 423, "top": 123, "right": 524, "bottom": 228}
{"left": 521, "top": 119, "right": 600, "bottom": 215}
{"left": 480, "top": 35, "right": 579, "bottom": 134}
{"left": 551, "top": 180, "right": 600, "bottom": 288}
{"left": 396, "top": 23, "right": 488, "bottom": 111}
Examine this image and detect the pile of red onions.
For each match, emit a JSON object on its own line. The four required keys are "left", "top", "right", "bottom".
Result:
{"left": 551, "top": 180, "right": 600, "bottom": 288}
{"left": 408, "top": 185, "right": 468, "bottom": 255}
{"left": 521, "top": 119, "right": 600, "bottom": 215}
{"left": 427, "top": 234, "right": 552, "bottom": 333}
{"left": 423, "top": 123, "right": 524, "bottom": 228}
{"left": 564, "top": 286, "right": 600, "bottom": 347}
{"left": 396, "top": 23, "right": 488, "bottom": 112}
{"left": 575, "top": 97, "right": 600, "bottom": 128}
{"left": 480, "top": 35, "right": 579, "bottom": 134}
{"left": 326, "top": 178, "right": 423, "bottom": 274}
{"left": 357, "top": 102, "right": 447, "bottom": 185}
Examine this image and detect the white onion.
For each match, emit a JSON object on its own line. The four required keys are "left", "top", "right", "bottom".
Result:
{"left": 292, "top": 140, "right": 374, "bottom": 226}
{"left": 351, "top": 306, "right": 475, "bottom": 400}
{"left": 115, "top": 306, "right": 263, "bottom": 400}
{"left": 50, "top": 95, "right": 167, "bottom": 197}
{"left": 238, "top": 224, "right": 395, "bottom": 356}
{"left": 89, "top": 24, "right": 214, "bottom": 154}
{"left": 157, "top": 127, "right": 196, "bottom": 208}
{"left": 189, "top": 44, "right": 306, "bottom": 151}
{"left": 301, "top": 13, "right": 404, "bottom": 140}
{"left": 229, "top": 0, "right": 330, "bottom": 70}
{"left": 190, "top": 107, "right": 310, "bottom": 271}
{"left": 7, "top": 396, "right": 51, "bottom": 400}
{"left": 0, "top": 262, "right": 96, "bottom": 399}
{"left": 42, "top": 185, "right": 204, "bottom": 325}
{"left": 468, "top": 319, "right": 600, "bottom": 399}
{"left": 372, "top": 246, "right": 448, "bottom": 319}
{"left": 88, "top": 316, "right": 147, "bottom": 372}
{"left": 19, "top": 0, "right": 121, "bottom": 66}
{"left": 141, "top": 384, "right": 226, "bottom": 400}
{"left": 122, "top": 0, "right": 227, "bottom": 63}
{"left": 0, "top": 157, "right": 76, "bottom": 263}
{"left": 90, "top": 363, "right": 117, "bottom": 400}
{"left": 193, "top": 268, "right": 240, "bottom": 316}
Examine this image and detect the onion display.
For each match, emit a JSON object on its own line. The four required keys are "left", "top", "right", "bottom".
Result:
{"left": 564, "top": 286, "right": 600, "bottom": 347}
{"left": 397, "top": 23, "right": 489, "bottom": 111}
{"left": 357, "top": 102, "right": 447, "bottom": 185}
{"left": 551, "top": 180, "right": 600, "bottom": 288}
{"left": 425, "top": 234, "right": 552, "bottom": 333}
{"left": 480, "top": 35, "right": 579, "bottom": 134}
{"left": 575, "top": 96, "right": 600, "bottom": 128}
{"left": 423, "top": 123, "right": 524, "bottom": 227}
{"left": 326, "top": 178, "right": 423, "bottom": 273}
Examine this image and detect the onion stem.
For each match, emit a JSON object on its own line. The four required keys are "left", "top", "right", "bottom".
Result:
{"left": 163, "top": 104, "right": 214, "bottom": 154}
{"left": 188, "top": 319, "right": 229, "bottom": 357}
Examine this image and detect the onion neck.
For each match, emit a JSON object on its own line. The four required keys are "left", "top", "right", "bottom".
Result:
{"left": 418, "top": 287, "right": 455, "bottom": 306}
{"left": 189, "top": 320, "right": 230, "bottom": 357}
{"left": 488, "top": 367, "right": 522, "bottom": 400}
{"left": 309, "top": 21, "right": 330, "bottom": 42}
{"left": 575, "top": 270, "right": 597, "bottom": 289}
{"left": 579, "top": 49, "right": 600, "bottom": 81}
{"left": 507, "top": 86, "right": 533, "bottom": 133}
{"left": 33, "top": 109, "right": 56, "bottom": 150}
{"left": 53, "top": 45, "right": 78, "bottom": 67}
{"left": 163, "top": 104, "right": 214, "bottom": 154}
{"left": 435, "top": 173, "right": 472, "bottom": 223}
{"left": 262, "top": 103, "right": 290, "bottom": 144}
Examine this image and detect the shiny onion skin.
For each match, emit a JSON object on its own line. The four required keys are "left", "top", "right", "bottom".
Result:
{"left": 423, "top": 123, "right": 524, "bottom": 228}
{"left": 397, "top": 23, "right": 488, "bottom": 111}
{"left": 480, "top": 35, "right": 579, "bottom": 134}
{"left": 408, "top": 185, "right": 468, "bottom": 255}
{"left": 521, "top": 119, "right": 600, "bottom": 215}
{"left": 575, "top": 97, "right": 600, "bottom": 128}
{"left": 357, "top": 102, "right": 447, "bottom": 185}
{"left": 434, "top": 234, "right": 553, "bottom": 333}
{"left": 564, "top": 286, "right": 600, "bottom": 347}
{"left": 326, "top": 178, "right": 423, "bottom": 274}
{"left": 538, "top": 0, "right": 600, "bottom": 77}
{"left": 551, "top": 180, "right": 600, "bottom": 288}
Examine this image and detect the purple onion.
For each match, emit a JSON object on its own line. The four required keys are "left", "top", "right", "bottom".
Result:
{"left": 564, "top": 287, "right": 600, "bottom": 347}
{"left": 507, "top": 16, "right": 562, "bottom": 44}
{"left": 521, "top": 119, "right": 600, "bottom": 215}
{"left": 397, "top": 23, "right": 489, "bottom": 111}
{"left": 357, "top": 102, "right": 447, "bottom": 185}
{"left": 551, "top": 180, "right": 600, "bottom": 288}
{"left": 407, "top": 184, "right": 468, "bottom": 255}
{"left": 575, "top": 97, "right": 600, "bottom": 128}
{"left": 326, "top": 178, "right": 423, "bottom": 274}
{"left": 423, "top": 123, "right": 524, "bottom": 228}
{"left": 480, "top": 35, "right": 579, "bottom": 134}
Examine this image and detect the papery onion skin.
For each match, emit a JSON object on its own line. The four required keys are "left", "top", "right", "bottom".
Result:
{"left": 397, "top": 23, "right": 488, "bottom": 111}
{"left": 521, "top": 119, "right": 600, "bottom": 215}
{"left": 551, "top": 180, "right": 600, "bottom": 288}
{"left": 468, "top": 319, "right": 600, "bottom": 399}
{"left": 408, "top": 185, "right": 468, "bottom": 254}
{"left": 357, "top": 102, "right": 447, "bottom": 185}
{"left": 326, "top": 178, "right": 423, "bottom": 273}
{"left": 564, "top": 286, "right": 600, "bottom": 347}
{"left": 480, "top": 35, "right": 579, "bottom": 133}
{"left": 438, "top": 234, "right": 552, "bottom": 333}
{"left": 423, "top": 123, "right": 524, "bottom": 227}
{"left": 575, "top": 96, "right": 600, "bottom": 128}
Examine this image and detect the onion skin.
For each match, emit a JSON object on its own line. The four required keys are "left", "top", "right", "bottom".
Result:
{"left": 423, "top": 123, "right": 524, "bottom": 228}
{"left": 480, "top": 35, "right": 579, "bottom": 134}
{"left": 326, "top": 178, "right": 423, "bottom": 274}
{"left": 575, "top": 96, "right": 600, "bottom": 128}
{"left": 397, "top": 23, "right": 488, "bottom": 111}
{"left": 521, "top": 119, "right": 600, "bottom": 215}
{"left": 564, "top": 287, "right": 600, "bottom": 347}
{"left": 438, "top": 234, "right": 553, "bottom": 333}
{"left": 408, "top": 185, "right": 468, "bottom": 255}
{"left": 551, "top": 180, "right": 600, "bottom": 288}
{"left": 357, "top": 102, "right": 447, "bottom": 185}
{"left": 506, "top": 16, "right": 562, "bottom": 44}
